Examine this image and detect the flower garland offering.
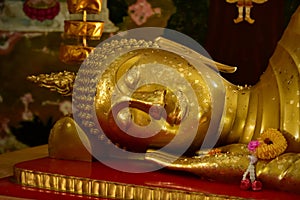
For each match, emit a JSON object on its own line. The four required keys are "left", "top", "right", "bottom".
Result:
{"left": 240, "top": 128, "right": 288, "bottom": 191}
{"left": 256, "top": 128, "right": 288, "bottom": 160}
{"left": 240, "top": 140, "right": 262, "bottom": 191}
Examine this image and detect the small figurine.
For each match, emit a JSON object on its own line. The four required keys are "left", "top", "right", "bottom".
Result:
{"left": 240, "top": 140, "right": 262, "bottom": 191}
{"left": 226, "top": 0, "right": 268, "bottom": 24}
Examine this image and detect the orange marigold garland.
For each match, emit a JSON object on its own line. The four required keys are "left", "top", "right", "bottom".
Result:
{"left": 255, "top": 128, "right": 288, "bottom": 160}
{"left": 240, "top": 128, "right": 288, "bottom": 191}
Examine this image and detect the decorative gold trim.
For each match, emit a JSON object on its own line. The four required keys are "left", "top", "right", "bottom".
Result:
{"left": 27, "top": 71, "right": 75, "bottom": 96}
{"left": 14, "top": 167, "right": 246, "bottom": 200}
{"left": 64, "top": 20, "right": 104, "bottom": 39}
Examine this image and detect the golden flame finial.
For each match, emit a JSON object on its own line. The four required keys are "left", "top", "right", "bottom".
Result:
{"left": 27, "top": 71, "right": 76, "bottom": 96}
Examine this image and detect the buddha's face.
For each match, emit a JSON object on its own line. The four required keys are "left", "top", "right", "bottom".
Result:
{"left": 95, "top": 48, "right": 212, "bottom": 154}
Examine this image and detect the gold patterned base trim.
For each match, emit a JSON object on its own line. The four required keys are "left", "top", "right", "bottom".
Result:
{"left": 14, "top": 167, "right": 245, "bottom": 200}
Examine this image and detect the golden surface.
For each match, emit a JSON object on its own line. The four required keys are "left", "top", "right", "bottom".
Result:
{"left": 146, "top": 144, "right": 300, "bottom": 193}
{"left": 64, "top": 20, "right": 104, "bottom": 39}
{"left": 93, "top": 48, "right": 212, "bottom": 153}
{"left": 80, "top": 5, "right": 300, "bottom": 193}
{"left": 48, "top": 116, "right": 92, "bottom": 162}
{"left": 14, "top": 167, "right": 246, "bottom": 200}
{"left": 27, "top": 71, "right": 76, "bottom": 96}
{"left": 59, "top": 44, "right": 94, "bottom": 65}
{"left": 27, "top": 5, "right": 300, "bottom": 194}
{"left": 67, "top": 0, "right": 102, "bottom": 14}
{"left": 145, "top": 6, "right": 300, "bottom": 193}
{"left": 155, "top": 37, "right": 237, "bottom": 74}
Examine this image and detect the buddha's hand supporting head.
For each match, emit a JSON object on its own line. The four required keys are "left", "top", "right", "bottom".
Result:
{"left": 95, "top": 48, "right": 214, "bottom": 154}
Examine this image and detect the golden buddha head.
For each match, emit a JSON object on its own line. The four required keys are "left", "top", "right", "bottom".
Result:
{"left": 72, "top": 27, "right": 227, "bottom": 158}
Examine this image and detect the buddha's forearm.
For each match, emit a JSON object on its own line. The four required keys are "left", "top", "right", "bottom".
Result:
{"left": 146, "top": 144, "right": 300, "bottom": 193}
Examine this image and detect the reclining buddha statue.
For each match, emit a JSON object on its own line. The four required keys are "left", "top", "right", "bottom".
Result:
{"left": 28, "top": 5, "right": 300, "bottom": 194}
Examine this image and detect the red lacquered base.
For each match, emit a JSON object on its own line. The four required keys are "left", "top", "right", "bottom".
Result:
{"left": 0, "top": 157, "right": 299, "bottom": 199}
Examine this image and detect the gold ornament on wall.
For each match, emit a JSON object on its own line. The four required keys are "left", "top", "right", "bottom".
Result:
{"left": 59, "top": 0, "right": 104, "bottom": 65}
{"left": 226, "top": 0, "right": 268, "bottom": 24}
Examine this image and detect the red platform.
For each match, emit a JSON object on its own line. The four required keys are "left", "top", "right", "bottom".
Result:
{"left": 0, "top": 157, "right": 300, "bottom": 199}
